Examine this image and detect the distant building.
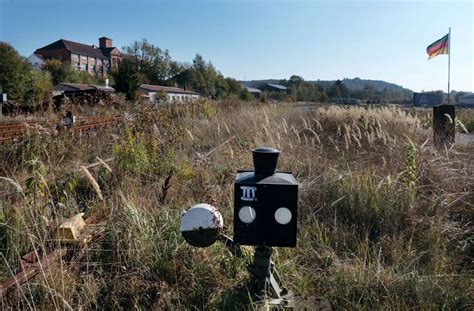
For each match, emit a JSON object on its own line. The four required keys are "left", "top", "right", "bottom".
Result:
{"left": 244, "top": 87, "right": 262, "bottom": 98}
{"left": 53, "top": 82, "right": 114, "bottom": 97}
{"left": 458, "top": 94, "right": 474, "bottom": 107}
{"left": 259, "top": 83, "right": 287, "bottom": 93}
{"left": 328, "top": 98, "right": 362, "bottom": 105}
{"left": 33, "top": 37, "right": 121, "bottom": 76}
{"left": 27, "top": 53, "right": 44, "bottom": 69}
{"left": 139, "top": 84, "right": 200, "bottom": 102}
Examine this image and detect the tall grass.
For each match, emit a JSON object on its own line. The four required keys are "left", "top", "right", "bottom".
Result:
{"left": 1, "top": 101, "right": 472, "bottom": 309}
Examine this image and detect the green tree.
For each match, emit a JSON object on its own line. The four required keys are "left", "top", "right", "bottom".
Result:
{"left": 42, "top": 59, "right": 74, "bottom": 84}
{"left": 424, "top": 90, "right": 445, "bottom": 104}
{"left": 0, "top": 42, "right": 53, "bottom": 105}
{"left": 123, "top": 39, "right": 176, "bottom": 84}
{"left": 226, "top": 78, "right": 244, "bottom": 95}
{"left": 327, "top": 80, "right": 350, "bottom": 99}
{"left": 288, "top": 75, "right": 304, "bottom": 87}
{"left": 113, "top": 59, "right": 140, "bottom": 100}
{"left": 239, "top": 89, "right": 253, "bottom": 101}
{"left": 0, "top": 42, "right": 32, "bottom": 102}
{"left": 26, "top": 70, "right": 53, "bottom": 104}
{"left": 454, "top": 91, "right": 467, "bottom": 103}
{"left": 42, "top": 59, "right": 99, "bottom": 85}
{"left": 174, "top": 68, "right": 198, "bottom": 91}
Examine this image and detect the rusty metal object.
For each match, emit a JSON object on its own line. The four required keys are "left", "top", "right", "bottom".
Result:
{"left": 0, "top": 218, "right": 107, "bottom": 298}
{"left": 0, "top": 115, "right": 121, "bottom": 144}
{"left": 0, "top": 248, "right": 67, "bottom": 298}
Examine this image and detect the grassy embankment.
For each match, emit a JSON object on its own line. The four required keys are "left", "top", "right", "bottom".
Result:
{"left": 1, "top": 100, "right": 472, "bottom": 309}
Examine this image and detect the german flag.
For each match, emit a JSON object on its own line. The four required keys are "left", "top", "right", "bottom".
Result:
{"left": 427, "top": 34, "right": 449, "bottom": 60}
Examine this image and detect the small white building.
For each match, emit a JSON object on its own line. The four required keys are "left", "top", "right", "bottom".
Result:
{"left": 139, "top": 84, "right": 199, "bottom": 103}
{"left": 27, "top": 53, "right": 45, "bottom": 69}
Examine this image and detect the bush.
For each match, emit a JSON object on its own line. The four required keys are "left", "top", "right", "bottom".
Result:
{"left": 42, "top": 59, "right": 102, "bottom": 85}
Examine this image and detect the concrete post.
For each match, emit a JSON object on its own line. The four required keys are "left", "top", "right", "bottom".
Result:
{"left": 433, "top": 105, "right": 455, "bottom": 147}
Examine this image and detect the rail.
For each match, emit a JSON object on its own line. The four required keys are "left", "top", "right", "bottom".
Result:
{"left": 0, "top": 116, "right": 121, "bottom": 144}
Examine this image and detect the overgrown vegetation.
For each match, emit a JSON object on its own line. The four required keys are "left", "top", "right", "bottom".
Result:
{"left": 0, "top": 101, "right": 472, "bottom": 309}
{"left": 0, "top": 42, "right": 53, "bottom": 106}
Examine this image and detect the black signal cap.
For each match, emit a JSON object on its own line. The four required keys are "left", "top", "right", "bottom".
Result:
{"left": 252, "top": 147, "right": 280, "bottom": 177}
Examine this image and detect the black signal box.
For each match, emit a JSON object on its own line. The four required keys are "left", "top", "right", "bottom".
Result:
{"left": 233, "top": 147, "right": 298, "bottom": 247}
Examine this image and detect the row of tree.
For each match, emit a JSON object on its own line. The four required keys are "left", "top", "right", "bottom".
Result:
{"left": 114, "top": 39, "right": 251, "bottom": 101}
{"left": 269, "top": 75, "right": 414, "bottom": 103}
{"left": 0, "top": 39, "right": 251, "bottom": 105}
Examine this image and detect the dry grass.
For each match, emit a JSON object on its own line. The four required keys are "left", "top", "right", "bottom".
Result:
{"left": 1, "top": 101, "right": 473, "bottom": 309}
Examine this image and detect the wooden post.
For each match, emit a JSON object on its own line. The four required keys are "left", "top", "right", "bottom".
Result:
{"left": 433, "top": 105, "right": 455, "bottom": 147}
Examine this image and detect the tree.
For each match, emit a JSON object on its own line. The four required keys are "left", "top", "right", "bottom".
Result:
{"left": 0, "top": 42, "right": 53, "bottom": 105}
{"left": 239, "top": 89, "right": 253, "bottom": 101}
{"left": 288, "top": 75, "right": 304, "bottom": 87}
{"left": 174, "top": 68, "right": 198, "bottom": 91}
{"left": 327, "top": 80, "right": 350, "bottom": 98}
{"left": 26, "top": 70, "right": 53, "bottom": 104}
{"left": 42, "top": 59, "right": 76, "bottom": 84}
{"left": 0, "top": 42, "right": 32, "bottom": 102}
{"left": 123, "top": 39, "right": 176, "bottom": 84}
{"left": 226, "top": 78, "right": 244, "bottom": 95}
{"left": 454, "top": 92, "right": 467, "bottom": 103}
{"left": 425, "top": 90, "right": 445, "bottom": 104}
{"left": 42, "top": 59, "right": 100, "bottom": 85}
{"left": 113, "top": 59, "right": 140, "bottom": 100}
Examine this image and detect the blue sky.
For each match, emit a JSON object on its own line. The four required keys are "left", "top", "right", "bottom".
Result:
{"left": 1, "top": 0, "right": 472, "bottom": 92}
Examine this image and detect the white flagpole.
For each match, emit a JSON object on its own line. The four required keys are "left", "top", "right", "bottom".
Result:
{"left": 447, "top": 27, "right": 451, "bottom": 105}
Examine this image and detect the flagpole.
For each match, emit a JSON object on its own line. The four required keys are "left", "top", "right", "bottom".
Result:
{"left": 447, "top": 27, "right": 451, "bottom": 105}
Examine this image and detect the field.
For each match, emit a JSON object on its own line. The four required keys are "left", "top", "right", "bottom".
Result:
{"left": 1, "top": 100, "right": 473, "bottom": 309}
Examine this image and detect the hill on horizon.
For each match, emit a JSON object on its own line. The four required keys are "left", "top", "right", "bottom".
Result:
{"left": 242, "top": 77, "right": 413, "bottom": 95}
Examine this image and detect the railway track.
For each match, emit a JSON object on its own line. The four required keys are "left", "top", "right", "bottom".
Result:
{"left": 0, "top": 116, "right": 121, "bottom": 144}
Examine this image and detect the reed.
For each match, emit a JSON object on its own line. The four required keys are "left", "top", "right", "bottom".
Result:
{"left": 0, "top": 100, "right": 472, "bottom": 309}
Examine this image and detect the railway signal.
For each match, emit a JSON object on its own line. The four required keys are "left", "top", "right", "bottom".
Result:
{"left": 180, "top": 147, "right": 298, "bottom": 307}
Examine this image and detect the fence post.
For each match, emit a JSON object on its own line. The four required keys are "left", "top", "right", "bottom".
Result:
{"left": 433, "top": 105, "right": 455, "bottom": 147}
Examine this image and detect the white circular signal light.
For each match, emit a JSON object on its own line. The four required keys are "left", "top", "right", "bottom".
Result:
{"left": 274, "top": 207, "right": 292, "bottom": 225}
{"left": 239, "top": 206, "right": 256, "bottom": 224}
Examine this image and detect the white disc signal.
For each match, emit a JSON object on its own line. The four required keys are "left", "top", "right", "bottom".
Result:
{"left": 274, "top": 207, "right": 292, "bottom": 225}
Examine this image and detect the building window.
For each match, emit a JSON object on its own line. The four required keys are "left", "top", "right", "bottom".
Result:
{"left": 73, "top": 63, "right": 80, "bottom": 71}
{"left": 81, "top": 64, "right": 87, "bottom": 71}
{"left": 90, "top": 65, "right": 95, "bottom": 73}
{"left": 98, "top": 66, "right": 103, "bottom": 74}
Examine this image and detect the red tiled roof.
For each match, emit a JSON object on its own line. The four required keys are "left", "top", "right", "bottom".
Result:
{"left": 139, "top": 84, "right": 198, "bottom": 95}
{"left": 35, "top": 39, "right": 120, "bottom": 59}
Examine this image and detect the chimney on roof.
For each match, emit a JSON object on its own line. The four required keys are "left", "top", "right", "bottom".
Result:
{"left": 99, "top": 37, "right": 112, "bottom": 48}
